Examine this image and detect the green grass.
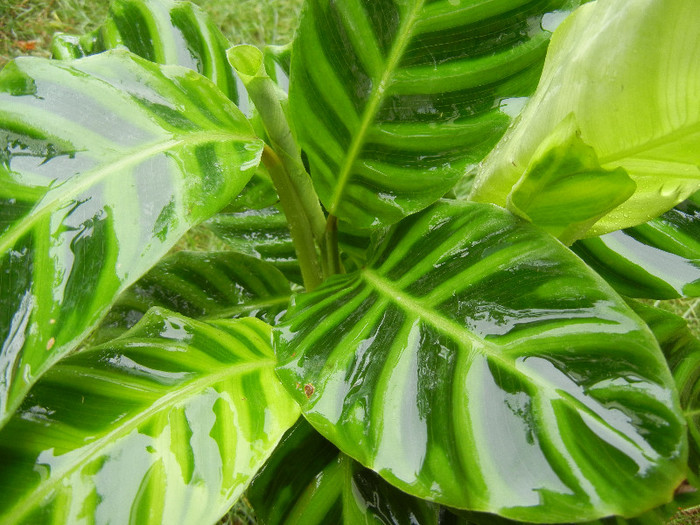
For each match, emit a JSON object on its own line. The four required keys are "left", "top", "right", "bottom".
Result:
{"left": 0, "top": 0, "right": 302, "bottom": 66}
{"left": 2, "top": 1, "right": 700, "bottom": 523}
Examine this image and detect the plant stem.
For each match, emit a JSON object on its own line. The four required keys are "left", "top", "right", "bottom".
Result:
{"left": 262, "top": 145, "right": 323, "bottom": 290}
{"left": 324, "top": 214, "right": 343, "bottom": 278}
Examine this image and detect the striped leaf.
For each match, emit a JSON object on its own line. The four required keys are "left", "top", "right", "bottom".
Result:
{"left": 274, "top": 200, "right": 686, "bottom": 522}
{"left": 289, "top": 0, "right": 579, "bottom": 228}
{"left": 208, "top": 206, "right": 302, "bottom": 284}
{"left": 628, "top": 301, "right": 700, "bottom": 486}
{"left": 0, "top": 51, "right": 263, "bottom": 427}
{"left": 471, "top": 0, "right": 700, "bottom": 236}
{"left": 572, "top": 192, "right": 700, "bottom": 299}
{"left": 248, "top": 419, "right": 440, "bottom": 525}
{"left": 0, "top": 310, "right": 300, "bottom": 525}
{"left": 94, "top": 251, "right": 292, "bottom": 344}
{"left": 51, "top": 0, "right": 239, "bottom": 102}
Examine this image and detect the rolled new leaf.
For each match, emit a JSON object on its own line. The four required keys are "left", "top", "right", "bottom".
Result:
{"left": 274, "top": 200, "right": 686, "bottom": 522}
{"left": 572, "top": 192, "right": 700, "bottom": 299}
{"left": 248, "top": 419, "right": 440, "bottom": 525}
{"left": 471, "top": 0, "right": 700, "bottom": 236}
{"left": 93, "top": 251, "right": 292, "bottom": 344}
{"left": 51, "top": 0, "right": 239, "bottom": 102}
{"left": 290, "top": 0, "right": 581, "bottom": 228}
{"left": 0, "top": 51, "right": 263, "bottom": 428}
{"left": 0, "top": 310, "right": 300, "bottom": 525}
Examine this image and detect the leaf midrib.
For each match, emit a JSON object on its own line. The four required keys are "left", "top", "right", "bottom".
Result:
{"left": 0, "top": 131, "right": 259, "bottom": 255}
{"left": 360, "top": 268, "right": 657, "bottom": 458}
{"left": 327, "top": 1, "right": 426, "bottom": 215}
{"left": 5, "top": 358, "right": 274, "bottom": 524}
{"left": 599, "top": 121, "right": 700, "bottom": 166}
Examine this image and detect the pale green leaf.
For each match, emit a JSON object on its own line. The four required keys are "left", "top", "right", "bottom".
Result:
{"left": 471, "top": 0, "right": 700, "bottom": 236}
{"left": 506, "top": 114, "right": 635, "bottom": 245}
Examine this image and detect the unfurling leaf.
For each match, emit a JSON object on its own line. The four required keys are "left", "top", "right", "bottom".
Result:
{"left": 471, "top": 0, "right": 700, "bottom": 235}
{"left": 506, "top": 114, "right": 635, "bottom": 244}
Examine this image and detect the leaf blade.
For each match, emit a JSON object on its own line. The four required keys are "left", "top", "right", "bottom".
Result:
{"left": 290, "top": 0, "right": 578, "bottom": 228}
{"left": 0, "top": 310, "right": 299, "bottom": 525}
{"left": 274, "top": 200, "right": 686, "bottom": 522}
{"left": 471, "top": 0, "right": 700, "bottom": 235}
{"left": 0, "top": 50, "right": 263, "bottom": 427}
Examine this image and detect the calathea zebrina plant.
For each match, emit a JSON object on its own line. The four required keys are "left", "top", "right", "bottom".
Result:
{"left": 1, "top": 0, "right": 699, "bottom": 523}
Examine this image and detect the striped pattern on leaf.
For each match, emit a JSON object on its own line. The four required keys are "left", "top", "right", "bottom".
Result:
{"left": 94, "top": 251, "right": 291, "bottom": 344}
{"left": 275, "top": 200, "right": 686, "bottom": 522}
{"left": 628, "top": 300, "right": 700, "bottom": 486}
{"left": 248, "top": 419, "right": 440, "bottom": 525}
{"left": 573, "top": 192, "right": 700, "bottom": 299}
{"left": 290, "top": 0, "right": 577, "bottom": 227}
{"left": 0, "top": 51, "right": 263, "bottom": 428}
{"left": 51, "top": 0, "right": 238, "bottom": 102}
{"left": 0, "top": 310, "right": 300, "bottom": 525}
{"left": 208, "top": 206, "right": 302, "bottom": 284}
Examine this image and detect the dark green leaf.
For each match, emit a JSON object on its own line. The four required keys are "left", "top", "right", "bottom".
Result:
{"left": 628, "top": 300, "right": 700, "bottom": 485}
{"left": 0, "top": 51, "right": 263, "bottom": 427}
{"left": 94, "top": 250, "right": 291, "bottom": 344}
{"left": 274, "top": 200, "right": 686, "bottom": 522}
{"left": 249, "top": 418, "right": 440, "bottom": 525}
{"left": 290, "top": 0, "right": 579, "bottom": 228}
{"left": 572, "top": 193, "right": 700, "bottom": 299}
{"left": 51, "top": 0, "right": 239, "bottom": 102}
{"left": 0, "top": 310, "right": 300, "bottom": 524}
{"left": 207, "top": 206, "right": 302, "bottom": 284}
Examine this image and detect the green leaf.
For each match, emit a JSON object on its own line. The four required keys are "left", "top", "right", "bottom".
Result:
{"left": 94, "top": 251, "right": 291, "bottom": 344}
{"left": 274, "top": 200, "right": 686, "bottom": 522}
{"left": 207, "top": 206, "right": 302, "bottom": 284}
{"left": 51, "top": 0, "right": 239, "bottom": 102}
{"left": 627, "top": 300, "right": 700, "bottom": 486}
{"left": 572, "top": 192, "right": 700, "bottom": 299}
{"left": 471, "top": 0, "right": 700, "bottom": 236}
{"left": 289, "top": 0, "right": 578, "bottom": 228}
{"left": 248, "top": 418, "right": 440, "bottom": 525}
{"left": 0, "top": 310, "right": 300, "bottom": 524}
{"left": 0, "top": 51, "right": 263, "bottom": 427}
{"left": 506, "top": 114, "right": 635, "bottom": 245}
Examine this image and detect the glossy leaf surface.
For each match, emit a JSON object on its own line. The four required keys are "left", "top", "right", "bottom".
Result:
{"left": 51, "top": 0, "right": 238, "bottom": 102}
{"left": 628, "top": 301, "right": 700, "bottom": 485}
{"left": 0, "top": 51, "right": 263, "bottom": 427}
{"left": 275, "top": 200, "right": 686, "bottom": 522}
{"left": 290, "top": 0, "right": 578, "bottom": 228}
{"left": 208, "top": 206, "right": 301, "bottom": 284}
{"left": 248, "top": 418, "right": 440, "bottom": 525}
{"left": 471, "top": 0, "right": 700, "bottom": 236}
{"left": 572, "top": 193, "right": 700, "bottom": 299}
{"left": 94, "top": 251, "right": 291, "bottom": 344}
{"left": 0, "top": 310, "right": 300, "bottom": 525}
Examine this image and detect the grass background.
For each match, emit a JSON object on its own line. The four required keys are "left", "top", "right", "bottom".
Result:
{"left": 1, "top": 0, "right": 699, "bottom": 523}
